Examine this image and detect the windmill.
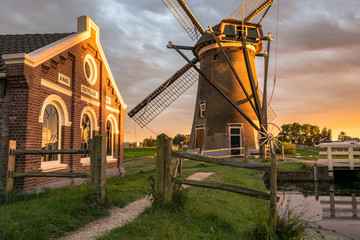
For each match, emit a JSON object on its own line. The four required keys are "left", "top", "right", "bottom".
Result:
{"left": 128, "top": 0, "right": 277, "bottom": 156}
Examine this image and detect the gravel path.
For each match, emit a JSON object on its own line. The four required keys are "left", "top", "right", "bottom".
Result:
{"left": 59, "top": 172, "right": 214, "bottom": 240}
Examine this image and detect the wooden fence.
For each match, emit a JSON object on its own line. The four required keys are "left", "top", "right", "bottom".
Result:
{"left": 154, "top": 134, "right": 279, "bottom": 232}
{"left": 318, "top": 143, "right": 360, "bottom": 170}
{"left": 6, "top": 134, "right": 107, "bottom": 203}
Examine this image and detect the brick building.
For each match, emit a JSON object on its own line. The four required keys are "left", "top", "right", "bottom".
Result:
{"left": 0, "top": 16, "right": 126, "bottom": 192}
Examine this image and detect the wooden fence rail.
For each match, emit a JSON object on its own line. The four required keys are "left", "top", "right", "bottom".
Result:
{"left": 318, "top": 143, "right": 360, "bottom": 170}
{"left": 154, "top": 134, "right": 278, "bottom": 231}
{"left": 6, "top": 135, "right": 106, "bottom": 204}
{"left": 172, "top": 151, "right": 269, "bottom": 171}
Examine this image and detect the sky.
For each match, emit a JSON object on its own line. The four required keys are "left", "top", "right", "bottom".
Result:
{"left": 1, "top": 0, "right": 359, "bottom": 142}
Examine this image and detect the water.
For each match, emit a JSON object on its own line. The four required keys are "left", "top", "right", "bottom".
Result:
{"left": 276, "top": 181, "right": 360, "bottom": 240}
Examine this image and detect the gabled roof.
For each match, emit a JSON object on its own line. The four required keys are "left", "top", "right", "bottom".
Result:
{"left": 0, "top": 16, "right": 126, "bottom": 109}
{"left": 0, "top": 33, "right": 74, "bottom": 72}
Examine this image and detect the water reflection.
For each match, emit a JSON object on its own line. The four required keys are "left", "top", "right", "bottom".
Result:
{"left": 275, "top": 181, "right": 360, "bottom": 240}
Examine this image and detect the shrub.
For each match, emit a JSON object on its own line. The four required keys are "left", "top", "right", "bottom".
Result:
{"left": 276, "top": 142, "right": 296, "bottom": 154}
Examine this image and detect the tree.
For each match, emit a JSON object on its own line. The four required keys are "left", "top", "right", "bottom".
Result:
{"left": 173, "top": 134, "right": 190, "bottom": 145}
{"left": 337, "top": 131, "right": 351, "bottom": 141}
{"left": 280, "top": 122, "right": 330, "bottom": 146}
{"left": 143, "top": 136, "right": 156, "bottom": 147}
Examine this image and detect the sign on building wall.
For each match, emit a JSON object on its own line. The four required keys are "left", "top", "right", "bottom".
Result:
{"left": 81, "top": 84, "right": 99, "bottom": 99}
{"left": 58, "top": 73, "right": 70, "bottom": 86}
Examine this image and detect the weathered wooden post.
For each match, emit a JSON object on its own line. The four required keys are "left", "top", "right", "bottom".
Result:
{"left": 244, "top": 144, "right": 249, "bottom": 161}
{"left": 6, "top": 140, "right": 16, "bottom": 192}
{"left": 269, "top": 151, "right": 278, "bottom": 234}
{"left": 155, "top": 134, "right": 173, "bottom": 206}
{"left": 90, "top": 134, "right": 106, "bottom": 204}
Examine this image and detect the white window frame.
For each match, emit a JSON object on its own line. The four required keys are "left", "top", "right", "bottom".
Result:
{"left": 84, "top": 54, "right": 97, "bottom": 86}
{"left": 105, "top": 114, "right": 118, "bottom": 163}
{"left": 227, "top": 123, "right": 243, "bottom": 149}
{"left": 39, "top": 95, "right": 71, "bottom": 172}
{"left": 79, "top": 106, "right": 99, "bottom": 166}
{"left": 199, "top": 100, "right": 206, "bottom": 118}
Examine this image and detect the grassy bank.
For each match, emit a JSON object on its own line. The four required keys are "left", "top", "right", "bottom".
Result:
{"left": 100, "top": 166, "right": 269, "bottom": 240}
{"left": 0, "top": 172, "right": 152, "bottom": 240}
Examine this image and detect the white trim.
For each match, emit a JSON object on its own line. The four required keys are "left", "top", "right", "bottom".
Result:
{"left": 0, "top": 72, "right": 6, "bottom": 78}
{"left": 58, "top": 73, "right": 71, "bottom": 87}
{"left": 39, "top": 163, "right": 68, "bottom": 172}
{"left": 39, "top": 94, "right": 72, "bottom": 126}
{"left": 106, "top": 105, "right": 119, "bottom": 114}
{"left": 80, "top": 95, "right": 100, "bottom": 107}
{"left": 81, "top": 84, "right": 99, "bottom": 99}
{"left": 2, "top": 16, "right": 127, "bottom": 110}
{"left": 80, "top": 106, "right": 99, "bottom": 131}
{"left": 41, "top": 79, "right": 72, "bottom": 96}
{"left": 80, "top": 157, "right": 90, "bottom": 166}
{"left": 106, "top": 96, "right": 111, "bottom": 104}
{"left": 106, "top": 113, "right": 119, "bottom": 134}
{"left": 106, "top": 156, "right": 117, "bottom": 163}
{"left": 198, "top": 42, "right": 256, "bottom": 56}
{"left": 83, "top": 54, "right": 97, "bottom": 85}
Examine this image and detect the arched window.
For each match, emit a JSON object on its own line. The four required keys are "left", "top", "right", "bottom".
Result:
{"left": 106, "top": 120, "right": 113, "bottom": 157}
{"left": 81, "top": 114, "right": 92, "bottom": 150}
{"left": 42, "top": 104, "right": 59, "bottom": 162}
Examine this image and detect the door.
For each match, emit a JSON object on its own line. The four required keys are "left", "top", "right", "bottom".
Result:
{"left": 230, "top": 127, "right": 242, "bottom": 156}
{"left": 195, "top": 127, "right": 204, "bottom": 149}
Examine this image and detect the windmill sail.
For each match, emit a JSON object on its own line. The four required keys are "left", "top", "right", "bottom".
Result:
{"left": 128, "top": 58, "right": 199, "bottom": 128}
{"left": 162, "top": 0, "right": 205, "bottom": 41}
{"left": 227, "top": 0, "right": 275, "bottom": 22}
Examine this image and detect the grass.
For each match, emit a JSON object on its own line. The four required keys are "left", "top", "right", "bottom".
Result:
{"left": 124, "top": 147, "right": 156, "bottom": 160}
{"left": 0, "top": 148, "right": 310, "bottom": 239}
{"left": 99, "top": 166, "right": 270, "bottom": 240}
{"left": 0, "top": 172, "right": 153, "bottom": 239}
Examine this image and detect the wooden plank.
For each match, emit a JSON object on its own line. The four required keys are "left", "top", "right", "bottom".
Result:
{"left": 6, "top": 140, "right": 16, "bottom": 192}
{"left": 164, "top": 137, "right": 173, "bottom": 204}
{"left": 173, "top": 178, "right": 272, "bottom": 201}
{"left": 11, "top": 149, "right": 90, "bottom": 155}
{"left": 11, "top": 172, "right": 90, "bottom": 178}
{"left": 269, "top": 152, "right": 278, "bottom": 234}
{"left": 172, "top": 151, "right": 269, "bottom": 171}
{"left": 90, "top": 135, "right": 106, "bottom": 204}
{"left": 155, "top": 134, "right": 166, "bottom": 204}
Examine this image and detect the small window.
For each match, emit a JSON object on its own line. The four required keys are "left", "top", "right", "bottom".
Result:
{"left": 200, "top": 101, "right": 206, "bottom": 118}
{"left": 106, "top": 120, "right": 113, "bottom": 156}
{"left": 213, "top": 54, "right": 219, "bottom": 60}
{"left": 42, "top": 104, "right": 59, "bottom": 162}
{"left": 83, "top": 54, "right": 97, "bottom": 85}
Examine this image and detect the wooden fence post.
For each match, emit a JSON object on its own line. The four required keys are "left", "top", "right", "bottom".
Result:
{"left": 90, "top": 134, "right": 106, "bottom": 204}
{"left": 244, "top": 144, "right": 249, "bottom": 161}
{"left": 269, "top": 152, "right": 278, "bottom": 234}
{"left": 155, "top": 134, "right": 173, "bottom": 206}
{"left": 6, "top": 140, "right": 16, "bottom": 192}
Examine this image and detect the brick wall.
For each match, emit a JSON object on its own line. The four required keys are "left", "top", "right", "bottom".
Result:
{"left": 1, "top": 32, "right": 125, "bottom": 192}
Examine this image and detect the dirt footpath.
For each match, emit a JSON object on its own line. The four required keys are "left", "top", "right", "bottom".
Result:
{"left": 59, "top": 172, "right": 214, "bottom": 240}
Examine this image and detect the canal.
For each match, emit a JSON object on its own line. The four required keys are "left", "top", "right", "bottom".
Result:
{"left": 276, "top": 180, "right": 360, "bottom": 239}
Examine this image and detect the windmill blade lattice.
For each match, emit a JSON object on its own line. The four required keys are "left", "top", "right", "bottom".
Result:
{"left": 128, "top": 58, "right": 199, "bottom": 128}
{"left": 162, "top": 0, "right": 204, "bottom": 41}
{"left": 227, "top": 0, "right": 275, "bottom": 22}
{"left": 259, "top": 90, "right": 277, "bottom": 122}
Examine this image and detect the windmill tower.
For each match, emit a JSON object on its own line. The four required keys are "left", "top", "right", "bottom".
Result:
{"left": 128, "top": 0, "right": 277, "bottom": 156}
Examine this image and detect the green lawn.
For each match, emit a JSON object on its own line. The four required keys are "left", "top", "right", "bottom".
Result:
{"left": 99, "top": 166, "right": 269, "bottom": 240}
{"left": 0, "top": 172, "right": 152, "bottom": 239}
{"left": 0, "top": 148, "right": 304, "bottom": 239}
